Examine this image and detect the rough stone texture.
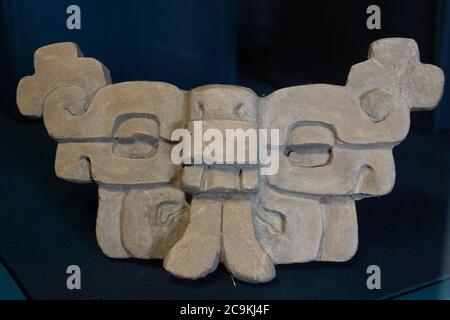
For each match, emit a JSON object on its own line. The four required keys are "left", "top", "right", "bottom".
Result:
{"left": 121, "top": 187, "right": 188, "bottom": 260}
{"left": 96, "top": 187, "right": 130, "bottom": 259}
{"left": 16, "top": 39, "right": 444, "bottom": 283}
{"left": 164, "top": 197, "right": 222, "bottom": 279}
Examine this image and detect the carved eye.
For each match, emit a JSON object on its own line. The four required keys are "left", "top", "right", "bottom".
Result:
{"left": 285, "top": 125, "right": 335, "bottom": 167}
{"left": 156, "top": 201, "right": 185, "bottom": 225}
{"left": 112, "top": 116, "right": 159, "bottom": 158}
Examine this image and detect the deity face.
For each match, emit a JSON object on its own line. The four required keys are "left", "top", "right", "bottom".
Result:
{"left": 254, "top": 38, "right": 445, "bottom": 265}
{"left": 43, "top": 82, "right": 185, "bottom": 185}
{"left": 255, "top": 84, "right": 400, "bottom": 264}
{"left": 181, "top": 85, "right": 260, "bottom": 195}
{"left": 120, "top": 187, "right": 188, "bottom": 259}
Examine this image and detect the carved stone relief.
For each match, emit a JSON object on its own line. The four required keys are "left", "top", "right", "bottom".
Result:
{"left": 17, "top": 38, "right": 444, "bottom": 283}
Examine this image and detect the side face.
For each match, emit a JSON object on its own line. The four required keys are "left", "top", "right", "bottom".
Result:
{"left": 16, "top": 39, "right": 444, "bottom": 282}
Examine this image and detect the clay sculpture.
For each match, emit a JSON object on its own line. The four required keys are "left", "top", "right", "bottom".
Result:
{"left": 17, "top": 38, "right": 444, "bottom": 283}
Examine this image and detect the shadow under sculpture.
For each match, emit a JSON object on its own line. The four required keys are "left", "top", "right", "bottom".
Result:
{"left": 16, "top": 38, "right": 444, "bottom": 283}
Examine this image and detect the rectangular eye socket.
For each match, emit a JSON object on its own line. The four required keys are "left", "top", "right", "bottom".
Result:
{"left": 285, "top": 125, "right": 335, "bottom": 167}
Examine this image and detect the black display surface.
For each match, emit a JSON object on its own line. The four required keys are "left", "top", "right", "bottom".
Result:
{"left": 1, "top": 112, "right": 449, "bottom": 300}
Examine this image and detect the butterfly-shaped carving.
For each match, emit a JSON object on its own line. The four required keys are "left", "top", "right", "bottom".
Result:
{"left": 17, "top": 38, "right": 444, "bottom": 282}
